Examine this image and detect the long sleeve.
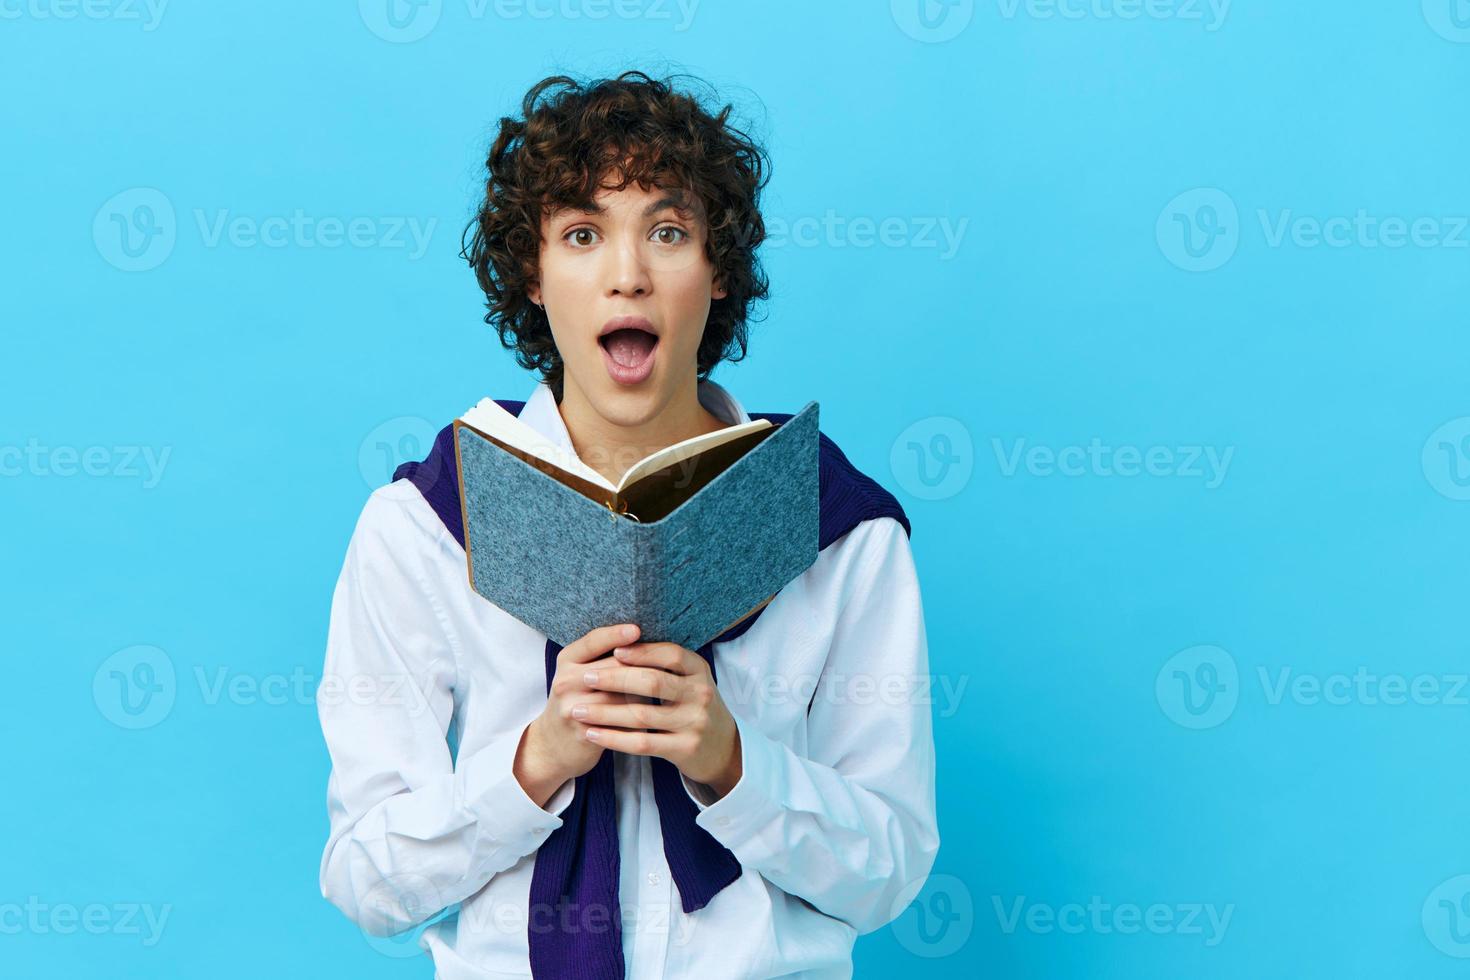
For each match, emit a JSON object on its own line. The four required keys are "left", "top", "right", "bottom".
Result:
{"left": 317, "top": 487, "right": 575, "bottom": 937}
{"left": 679, "top": 516, "right": 940, "bottom": 935}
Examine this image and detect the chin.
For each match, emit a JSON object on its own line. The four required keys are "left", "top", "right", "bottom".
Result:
{"left": 575, "top": 369, "right": 661, "bottom": 419}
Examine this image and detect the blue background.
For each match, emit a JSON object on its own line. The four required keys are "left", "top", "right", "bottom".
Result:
{"left": 4, "top": 1, "right": 1469, "bottom": 976}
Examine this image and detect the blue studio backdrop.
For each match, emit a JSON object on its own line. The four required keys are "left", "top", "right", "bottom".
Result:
{"left": 3, "top": 2, "right": 1469, "bottom": 977}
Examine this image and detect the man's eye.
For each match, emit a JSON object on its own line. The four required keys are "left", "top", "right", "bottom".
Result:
{"left": 564, "top": 226, "right": 687, "bottom": 247}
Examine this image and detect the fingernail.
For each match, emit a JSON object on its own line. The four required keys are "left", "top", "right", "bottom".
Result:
{"left": 583, "top": 670, "right": 598, "bottom": 686}
{"left": 585, "top": 728, "right": 600, "bottom": 741}
{"left": 623, "top": 624, "right": 638, "bottom": 639}
{"left": 571, "top": 705, "right": 588, "bottom": 719}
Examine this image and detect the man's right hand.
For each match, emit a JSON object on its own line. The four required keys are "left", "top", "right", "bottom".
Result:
{"left": 513, "top": 623, "right": 642, "bottom": 808}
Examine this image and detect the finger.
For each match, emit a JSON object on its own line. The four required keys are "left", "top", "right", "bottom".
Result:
{"left": 584, "top": 675, "right": 638, "bottom": 706}
{"left": 583, "top": 664, "right": 684, "bottom": 702}
{"left": 579, "top": 655, "right": 637, "bottom": 699}
{"left": 583, "top": 726, "right": 686, "bottom": 758}
{"left": 613, "top": 642, "right": 700, "bottom": 676}
{"left": 559, "top": 624, "right": 641, "bottom": 666}
{"left": 570, "top": 700, "right": 683, "bottom": 732}
{"left": 577, "top": 688, "right": 635, "bottom": 705}
{"left": 550, "top": 663, "right": 634, "bottom": 701}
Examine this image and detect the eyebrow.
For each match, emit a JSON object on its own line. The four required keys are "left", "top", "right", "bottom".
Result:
{"left": 552, "top": 193, "right": 696, "bottom": 223}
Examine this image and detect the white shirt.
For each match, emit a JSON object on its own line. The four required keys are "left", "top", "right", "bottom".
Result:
{"left": 317, "top": 378, "right": 939, "bottom": 979}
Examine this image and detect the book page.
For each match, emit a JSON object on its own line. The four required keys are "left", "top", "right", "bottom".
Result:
{"left": 459, "top": 398, "right": 616, "bottom": 492}
{"left": 615, "top": 418, "right": 773, "bottom": 491}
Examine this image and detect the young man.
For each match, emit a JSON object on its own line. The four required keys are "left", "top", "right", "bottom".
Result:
{"left": 317, "top": 72, "right": 939, "bottom": 979}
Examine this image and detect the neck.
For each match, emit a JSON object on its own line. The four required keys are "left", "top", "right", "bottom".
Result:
{"left": 556, "top": 378, "right": 732, "bottom": 488}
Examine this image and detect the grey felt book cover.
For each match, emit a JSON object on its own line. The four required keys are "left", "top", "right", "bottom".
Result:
{"left": 454, "top": 400, "right": 821, "bottom": 650}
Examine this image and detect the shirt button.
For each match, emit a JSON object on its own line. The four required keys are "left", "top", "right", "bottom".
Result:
{"left": 716, "top": 817, "right": 731, "bottom": 827}
{"left": 532, "top": 826, "right": 547, "bottom": 835}
{"left": 646, "top": 872, "right": 661, "bottom": 886}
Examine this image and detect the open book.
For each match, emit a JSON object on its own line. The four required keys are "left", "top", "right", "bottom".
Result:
{"left": 456, "top": 397, "right": 778, "bottom": 523}
{"left": 452, "top": 397, "right": 821, "bottom": 650}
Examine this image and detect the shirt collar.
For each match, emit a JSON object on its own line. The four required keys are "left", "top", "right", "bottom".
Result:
{"left": 515, "top": 378, "right": 752, "bottom": 454}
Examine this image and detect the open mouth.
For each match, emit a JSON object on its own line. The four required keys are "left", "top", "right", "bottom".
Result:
{"left": 599, "top": 327, "right": 659, "bottom": 384}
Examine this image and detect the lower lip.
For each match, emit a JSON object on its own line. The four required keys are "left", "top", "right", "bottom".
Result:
{"left": 600, "top": 336, "right": 658, "bottom": 386}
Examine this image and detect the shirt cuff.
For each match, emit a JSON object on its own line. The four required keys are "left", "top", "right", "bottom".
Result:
{"left": 456, "top": 720, "right": 576, "bottom": 866}
{"left": 690, "top": 710, "right": 788, "bottom": 862}
{"left": 680, "top": 771, "right": 720, "bottom": 809}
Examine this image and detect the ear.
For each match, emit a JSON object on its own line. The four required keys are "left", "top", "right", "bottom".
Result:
{"left": 527, "top": 281, "right": 542, "bottom": 307}
{"left": 711, "top": 274, "right": 727, "bottom": 302}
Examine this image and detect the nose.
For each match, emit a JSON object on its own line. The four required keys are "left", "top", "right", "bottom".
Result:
{"left": 604, "top": 231, "right": 652, "bottom": 298}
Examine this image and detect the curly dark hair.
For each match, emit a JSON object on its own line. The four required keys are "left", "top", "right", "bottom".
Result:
{"left": 460, "top": 70, "right": 772, "bottom": 402}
